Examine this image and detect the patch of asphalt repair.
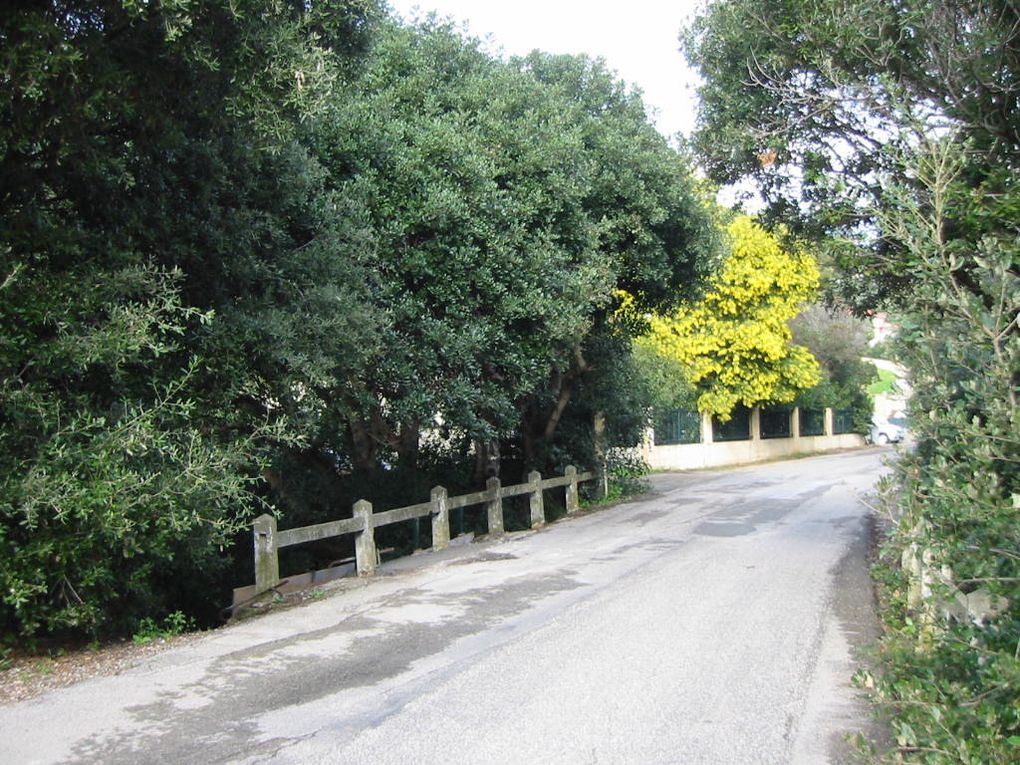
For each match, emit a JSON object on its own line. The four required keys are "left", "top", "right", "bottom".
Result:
{"left": 62, "top": 570, "right": 584, "bottom": 765}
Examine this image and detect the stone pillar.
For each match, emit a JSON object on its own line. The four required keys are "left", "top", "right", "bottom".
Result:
{"left": 701, "top": 411, "right": 714, "bottom": 444}
{"left": 253, "top": 514, "right": 279, "bottom": 594}
{"left": 750, "top": 407, "right": 762, "bottom": 441}
{"left": 528, "top": 470, "right": 545, "bottom": 529}
{"left": 354, "top": 499, "right": 377, "bottom": 576}
{"left": 565, "top": 465, "right": 580, "bottom": 515}
{"left": 486, "top": 476, "right": 505, "bottom": 536}
{"left": 431, "top": 486, "right": 450, "bottom": 551}
{"left": 824, "top": 407, "right": 834, "bottom": 437}
{"left": 791, "top": 407, "right": 801, "bottom": 444}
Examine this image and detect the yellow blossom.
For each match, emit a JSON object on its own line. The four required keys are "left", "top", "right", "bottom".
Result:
{"left": 637, "top": 215, "right": 820, "bottom": 418}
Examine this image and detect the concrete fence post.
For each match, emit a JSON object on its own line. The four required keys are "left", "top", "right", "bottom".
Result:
{"left": 486, "top": 476, "right": 505, "bottom": 536}
{"left": 431, "top": 485, "right": 450, "bottom": 551}
{"left": 824, "top": 407, "right": 834, "bottom": 437}
{"left": 641, "top": 427, "right": 655, "bottom": 464}
{"left": 354, "top": 499, "right": 377, "bottom": 576}
{"left": 565, "top": 465, "right": 580, "bottom": 515}
{"left": 253, "top": 514, "right": 279, "bottom": 594}
{"left": 701, "top": 411, "right": 714, "bottom": 444}
{"left": 527, "top": 470, "right": 545, "bottom": 529}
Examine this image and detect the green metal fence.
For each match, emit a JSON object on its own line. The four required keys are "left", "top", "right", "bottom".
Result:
{"left": 654, "top": 409, "right": 701, "bottom": 445}
{"left": 833, "top": 409, "right": 855, "bottom": 434}
{"left": 799, "top": 408, "right": 825, "bottom": 436}
{"left": 712, "top": 405, "right": 751, "bottom": 442}
{"left": 759, "top": 406, "right": 792, "bottom": 439}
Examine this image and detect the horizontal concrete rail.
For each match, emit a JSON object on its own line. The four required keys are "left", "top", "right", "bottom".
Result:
{"left": 371, "top": 501, "right": 435, "bottom": 528}
{"left": 446, "top": 489, "right": 494, "bottom": 511}
{"left": 252, "top": 466, "right": 594, "bottom": 595}
{"left": 277, "top": 517, "right": 363, "bottom": 548}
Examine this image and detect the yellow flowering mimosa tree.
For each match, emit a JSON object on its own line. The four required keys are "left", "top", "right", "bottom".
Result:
{"left": 637, "top": 215, "right": 821, "bottom": 419}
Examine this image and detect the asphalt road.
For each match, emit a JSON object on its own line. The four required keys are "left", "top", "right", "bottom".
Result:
{"left": 1, "top": 449, "right": 889, "bottom": 764}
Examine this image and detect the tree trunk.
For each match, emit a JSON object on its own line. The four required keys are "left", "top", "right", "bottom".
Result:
{"left": 593, "top": 410, "right": 608, "bottom": 499}
{"left": 396, "top": 419, "right": 420, "bottom": 473}
{"left": 472, "top": 438, "right": 500, "bottom": 486}
{"left": 521, "top": 346, "right": 593, "bottom": 473}
{"left": 542, "top": 376, "right": 577, "bottom": 440}
{"left": 522, "top": 427, "right": 540, "bottom": 474}
{"left": 347, "top": 418, "right": 377, "bottom": 472}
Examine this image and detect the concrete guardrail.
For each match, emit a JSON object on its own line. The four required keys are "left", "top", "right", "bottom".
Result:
{"left": 250, "top": 466, "right": 594, "bottom": 596}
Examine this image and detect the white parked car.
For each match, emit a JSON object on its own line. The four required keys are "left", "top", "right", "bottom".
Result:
{"left": 870, "top": 417, "right": 907, "bottom": 445}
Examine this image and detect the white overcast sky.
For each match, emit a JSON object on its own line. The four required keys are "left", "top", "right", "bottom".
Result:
{"left": 385, "top": 1, "right": 708, "bottom": 140}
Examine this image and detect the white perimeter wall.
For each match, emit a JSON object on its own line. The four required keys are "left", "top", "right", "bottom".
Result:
{"left": 640, "top": 407, "right": 866, "bottom": 471}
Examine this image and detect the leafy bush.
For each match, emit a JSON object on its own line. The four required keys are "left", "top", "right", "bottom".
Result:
{"left": 861, "top": 140, "right": 1020, "bottom": 763}
{"left": 0, "top": 0, "right": 376, "bottom": 643}
{"left": 605, "top": 448, "right": 652, "bottom": 501}
{"left": 0, "top": 268, "right": 273, "bottom": 641}
{"left": 791, "top": 306, "right": 877, "bottom": 433}
{"left": 132, "top": 611, "right": 196, "bottom": 646}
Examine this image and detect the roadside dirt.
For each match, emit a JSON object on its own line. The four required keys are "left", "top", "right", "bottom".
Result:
{"left": 0, "top": 632, "right": 206, "bottom": 705}
{"left": 0, "top": 582, "right": 354, "bottom": 706}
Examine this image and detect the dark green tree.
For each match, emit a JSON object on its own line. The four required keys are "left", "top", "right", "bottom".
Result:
{"left": 0, "top": 0, "right": 382, "bottom": 640}
{"left": 309, "top": 21, "right": 610, "bottom": 482}
{"left": 309, "top": 24, "right": 718, "bottom": 483}
{"left": 513, "top": 51, "right": 718, "bottom": 472}
{"left": 790, "top": 305, "right": 876, "bottom": 432}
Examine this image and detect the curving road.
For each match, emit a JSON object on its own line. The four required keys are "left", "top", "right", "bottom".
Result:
{"left": 2, "top": 449, "right": 889, "bottom": 764}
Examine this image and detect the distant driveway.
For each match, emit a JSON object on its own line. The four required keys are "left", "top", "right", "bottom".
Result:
{"left": 2, "top": 449, "right": 888, "bottom": 764}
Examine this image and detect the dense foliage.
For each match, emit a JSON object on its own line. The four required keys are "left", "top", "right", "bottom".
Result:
{"left": 685, "top": 0, "right": 1020, "bottom": 760}
{"left": 307, "top": 23, "right": 716, "bottom": 481}
{"left": 0, "top": 0, "right": 379, "bottom": 640}
{"left": 0, "top": 2, "right": 716, "bottom": 643}
{"left": 636, "top": 215, "right": 820, "bottom": 418}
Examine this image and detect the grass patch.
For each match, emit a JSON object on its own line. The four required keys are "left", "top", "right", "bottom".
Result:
{"left": 868, "top": 368, "right": 899, "bottom": 395}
